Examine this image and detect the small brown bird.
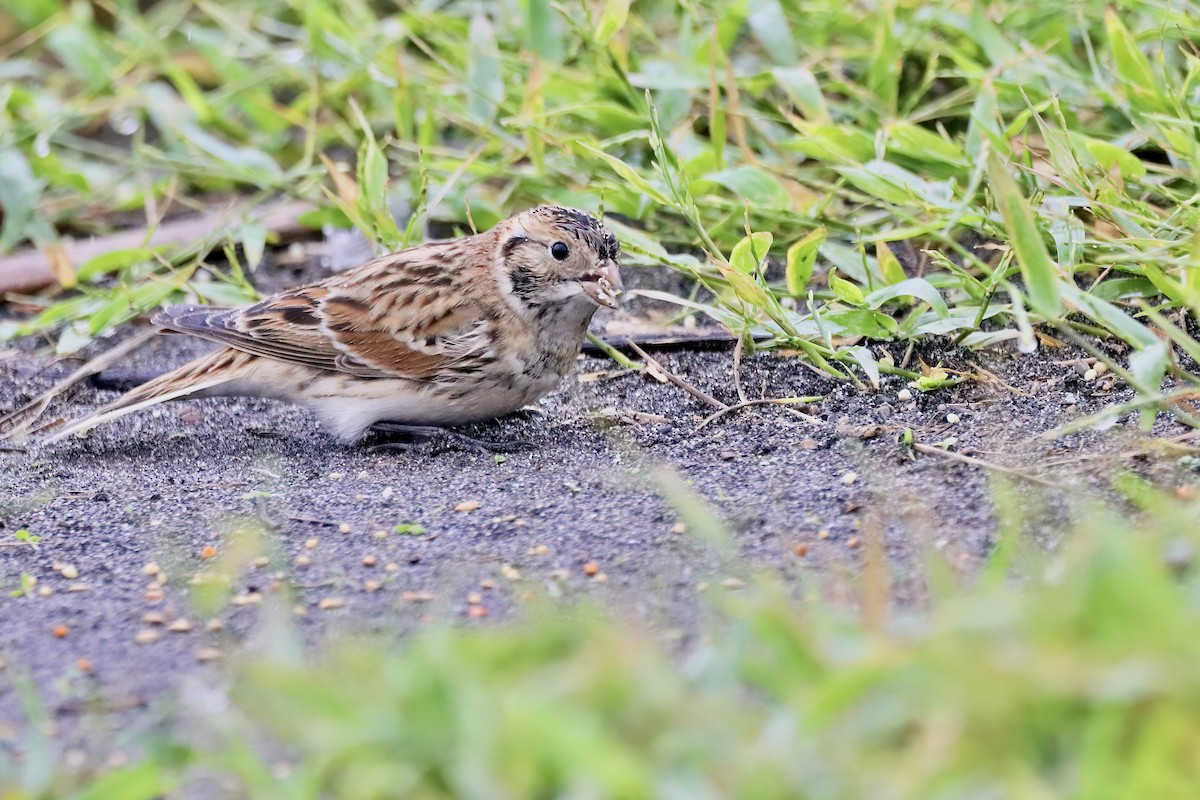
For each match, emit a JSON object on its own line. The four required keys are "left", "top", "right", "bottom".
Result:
{"left": 46, "top": 206, "right": 622, "bottom": 446}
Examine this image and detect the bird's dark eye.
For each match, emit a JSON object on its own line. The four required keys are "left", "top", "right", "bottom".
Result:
{"left": 550, "top": 241, "right": 569, "bottom": 261}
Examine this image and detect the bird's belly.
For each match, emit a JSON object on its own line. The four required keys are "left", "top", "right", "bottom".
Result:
{"left": 299, "top": 371, "right": 561, "bottom": 442}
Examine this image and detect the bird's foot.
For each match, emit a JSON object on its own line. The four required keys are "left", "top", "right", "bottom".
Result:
{"left": 367, "top": 423, "right": 531, "bottom": 454}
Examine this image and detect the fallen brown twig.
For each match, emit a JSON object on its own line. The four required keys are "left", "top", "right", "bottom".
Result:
{"left": 912, "top": 442, "right": 1061, "bottom": 489}
{"left": 626, "top": 341, "right": 727, "bottom": 411}
{"left": 0, "top": 199, "right": 316, "bottom": 295}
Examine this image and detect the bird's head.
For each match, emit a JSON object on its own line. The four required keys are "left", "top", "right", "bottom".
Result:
{"left": 495, "top": 206, "right": 622, "bottom": 312}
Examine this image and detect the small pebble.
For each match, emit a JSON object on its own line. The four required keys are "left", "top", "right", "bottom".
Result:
{"left": 720, "top": 451, "right": 738, "bottom": 461}
{"left": 671, "top": 522, "right": 687, "bottom": 534}
{"left": 53, "top": 625, "right": 68, "bottom": 639}
{"left": 252, "top": 557, "right": 269, "bottom": 568}
{"left": 338, "top": 523, "right": 351, "bottom": 534}
{"left": 318, "top": 597, "right": 346, "bottom": 610}
{"left": 583, "top": 562, "right": 599, "bottom": 576}
{"left": 455, "top": 500, "right": 480, "bottom": 512}
{"left": 480, "top": 579, "right": 496, "bottom": 590}
{"left": 381, "top": 487, "right": 394, "bottom": 500}
{"left": 897, "top": 389, "right": 913, "bottom": 402}
{"left": 373, "top": 530, "right": 387, "bottom": 540}
{"left": 142, "top": 612, "right": 166, "bottom": 625}
{"left": 817, "top": 529, "right": 831, "bottom": 540}
{"left": 528, "top": 544, "right": 548, "bottom": 556}
{"left": 364, "top": 580, "right": 382, "bottom": 592}
{"left": 794, "top": 543, "right": 809, "bottom": 557}
{"left": 356, "top": 470, "right": 370, "bottom": 480}
{"left": 841, "top": 471, "right": 858, "bottom": 485}
{"left": 328, "top": 472, "right": 344, "bottom": 480}
{"left": 593, "top": 572, "right": 608, "bottom": 583}
{"left": 467, "top": 605, "right": 488, "bottom": 619}
{"left": 134, "top": 629, "right": 160, "bottom": 645}
{"left": 195, "top": 648, "right": 222, "bottom": 663}
{"left": 362, "top": 555, "right": 377, "bottom": 567}
{"left": 60, "top": 565, "right": 78, "bottom": 580}
{"left": 168, "top": 618, "right": 193, "bottom": 633}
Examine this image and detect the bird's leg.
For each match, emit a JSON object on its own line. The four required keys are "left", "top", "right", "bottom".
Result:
{"left": 367, "top": 422, "right": 531, "bottom": 454}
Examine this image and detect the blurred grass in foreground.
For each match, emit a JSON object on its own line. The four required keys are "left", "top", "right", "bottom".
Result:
{"left": 2, "top": 0, "right": 1200, "bottom": 427}
{"left": 4, "top": 482, "right": 1200, "bottom": 798}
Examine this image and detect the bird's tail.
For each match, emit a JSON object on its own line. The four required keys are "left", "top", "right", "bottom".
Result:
{"left": 43, "top": 348, "right": 256, "bottom": 444}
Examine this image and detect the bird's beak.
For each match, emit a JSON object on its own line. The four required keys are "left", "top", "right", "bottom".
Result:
{"left": 584, "top": 259, "right": 623, "bottom": 309}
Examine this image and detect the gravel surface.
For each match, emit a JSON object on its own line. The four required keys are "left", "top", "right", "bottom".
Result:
{"left": 0, "top": 323, "right": 1194, "bottom": 762}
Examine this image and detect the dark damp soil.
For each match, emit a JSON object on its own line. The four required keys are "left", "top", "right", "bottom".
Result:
{"left": 0, "top": 314, "right": 1196, "bottom": 766}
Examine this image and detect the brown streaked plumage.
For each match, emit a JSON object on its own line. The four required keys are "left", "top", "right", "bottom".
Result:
{"left": 46, "top": 206, "right": 622, "bottom": 444}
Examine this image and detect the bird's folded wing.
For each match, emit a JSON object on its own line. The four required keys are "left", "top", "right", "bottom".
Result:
{"left": 154, "top": 283, "right": 490, "bottom": 381}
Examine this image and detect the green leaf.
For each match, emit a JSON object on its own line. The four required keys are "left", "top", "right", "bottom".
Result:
{"left": 595, "top": 0, "right": 631, "bottom": 45}
{"left": 785, "top": 227, "right": 825, "bottom": 295}
{"left": 875, "top": 242, "right": 906, "bottom": 285}
{"left": 730, "top": 232, "right": 773, "bottom": 275}
{"left": 704, "top": 167, "right": 790, "bottom": 210}
{"left": 77, "top": 248, "right": 157, "bottom": 281}
{"left": 772, "top": 67, "right": 829, "bottom": 123}
{"left": 467, "top": 13, "right": 504, "bottom": 123}
{"left": 827, "top": 269, "right": 865, "bottom": 306}
{"left": 987, "top": 151, "right": 1062, "bottom": 318}
{"left": 865, "top": 278, "right": 950, "bottom": 319}
{"left": 1104, "top": 8, "right": 1167, "bottom": 113}
{"left": 844, "top": 346, "right": 880, "bottom": 388}
{"left": 580, "top": 145, "right": 672, "bottom": 205}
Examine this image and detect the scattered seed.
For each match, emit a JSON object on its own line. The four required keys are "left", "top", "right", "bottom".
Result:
{"left": 168, "top": 618, "right": 193, "bottom": 633}
{"left": 195, "top": 648, "right": 222, "bottom": 663}
{"left": 304, "top": 538, "right": 319, "bottom": 550}
{"left": 364, "top": 580, "right": 382, "bottom": 592}
{"left": 720, "top": 450, "right": 737, "bottom": 461}
{"left": 328, "top": 472, "right": 344, "bottom": 480}
{"left": 671, "top": 522, "right": 687, "bottom": 534}
{"left": 594, "top": 572, "right": 608, "bottom": 583}
{"left": 144, "top": 588, "right": 165, "bottom": 603}
{"left": 293, "top": 605, "right": 307, "bottom": 616}
{"left": 60, "top": 564, "right": 78, "bottom": 580}
{"left": 946, "top": 413, "right": 960, "bottom": 424}
{"left": 356, "top": 470, "right": 370, "bottom": 480}
{"left": 583, "top": 561, "right": 599, "bottom": 576}
{"left": 75, "top": 659, "right": 91, "bottom": 673}
{"left": 231, "top": 593, "right": 262, "bottom": 606}
{"left": 252, "top": 556, "right": 269, "bottom": 568}
{"left": 528, "top": 544, "right": 548, "bottom": 556}
{"left": 801, "top": 438, "right": 819, "bottom": 450}
{"left": 1178, "top": 484, "right": 1195, "bottom": 502}
{"left": 501, "top": 564, "right": 522, "bottom": 581}
{"left": 720, "top": 578, "right": 745, "bottom": 590}
{"left": 847, "top": 537, "right": 861, "bottom": 549}
{"left": 0, "top": 658, "right": 6, "bottom": 671}
{"left": 142, "top": 563, "right": 161, "bottom": 577}
{"left": 455, "top": 500, "right": 480, "bottom": 512}
{"left": 206, "top": 619, "right": 224, "bottom": 632}
{"left": 467, "top": 605, "right": 488, "bottom": 619}
{"left": 480, "top": 578, "right": 496, "bottom": 590}
{"left": 467, "top": 593, "right": 483, "bottom": 605}
{"left": 1083, "top": 368, "right": 1097, "bottom": 381}
{"left": 295, "top": 554, "right": 311, "bottom": 567}
{"left": 38, "top": 586, "right": 52, "bottom": 598}
{"left": 134, "top": 629, "right": 160, "bottom": 645}
{"left": 402, "top": 590, "right": 434, "bottom": 603}
{"left": 897, "top": 389, "right": 913, "bottom": 402}
{"left": 841, "top": 471, "right": 858, "bottom": 485}
{"left": 385, "top": 562, "right": 399, "bottom": 573}
{"left": 53, "top": 625, "right": 68, "bottom": 639}
{"left": 1094, "top": 362, "right": 1109, "bottom": 374}
{"left": 817, "top": 529, "right": 831, "bottom": 540}
{"left": 362, "top": 555, "right": 377, "bottom": 567}
{"left": 200, "top": 546, "right": 217, "bottom": 560}
{"left": 373, "top": 530, "right": 387, "bottom": 540}
{"left": 142, "top": 612, "right": 166, "bottom": 625}
{"left": 318, "top": 597, "right": 346, "bottom": 610}
{"left": 381, "top": 487, "right": 394, "bottom": 500}
{"left": 338, "top": 523, "right": 351, "bottom": 534}
{"left": 67, "top": 583, "right": 88, "bottom": 593}
{"left": 794, "top": 543, "right": 809, "bottom": 557}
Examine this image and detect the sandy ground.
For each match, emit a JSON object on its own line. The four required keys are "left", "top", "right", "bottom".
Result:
{"left": 0, "top": 320, "right": 1195, "bottom": 763}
